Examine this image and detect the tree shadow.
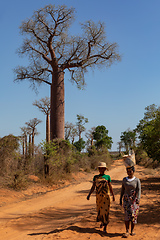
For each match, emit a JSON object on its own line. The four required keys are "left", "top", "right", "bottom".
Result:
{"left": 29, "top": 225, "right": 122, "bottom": 237}
{"left": 141, "top": 177, "right": 160, "bottom": 191}
{"left": 12, "top": 206, "right": 94, "bottom": 232}
{"left": 138, "top": 177, "right": 160, "bottom": 225}
{"left": 138, "top": 201, "right": 160, "bottom": 224}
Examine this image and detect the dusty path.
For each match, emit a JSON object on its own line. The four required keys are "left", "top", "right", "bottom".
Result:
{"left": 0, "top": 160, "right": 159, "bottom": 240}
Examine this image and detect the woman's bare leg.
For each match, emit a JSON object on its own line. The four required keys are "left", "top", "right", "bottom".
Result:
{"left": 131, "top": 221, "right": 135, "bottom": 234}
{"left": 125, "top": 221, "right": 130, "bottom": 233}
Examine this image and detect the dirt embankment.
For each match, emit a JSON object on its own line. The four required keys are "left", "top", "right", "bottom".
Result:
{"left": 0, "top": 160, "right": 159, "bottom": 240}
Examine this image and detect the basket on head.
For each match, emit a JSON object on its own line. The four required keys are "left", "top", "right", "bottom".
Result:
{"left": 123, "top": 153, "right": 136, "bottom": 168}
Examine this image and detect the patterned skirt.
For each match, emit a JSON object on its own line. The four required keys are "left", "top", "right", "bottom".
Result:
{"left": 123, "top": 193, "right": 139, "bottom": 223}
{"left": 96, "top": 180, "right": 110, "bottom": 225}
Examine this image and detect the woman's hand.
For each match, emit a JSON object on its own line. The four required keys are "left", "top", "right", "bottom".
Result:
{"left": 87, "top": 194, "right": 90, "bottom": 200}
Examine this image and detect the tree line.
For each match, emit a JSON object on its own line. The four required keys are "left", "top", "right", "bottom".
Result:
{"left": 119, "top": 104, "right": 160, "bottom": 164}
{"left": 19, "top": 96, "right": 113, "bottom": 156}
{"left": 1, "top": 103, "right": 159, "bottom": 189}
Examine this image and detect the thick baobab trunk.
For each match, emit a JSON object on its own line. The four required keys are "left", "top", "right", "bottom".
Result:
{"left": 46, "top": 113, "right": 50, "bottom": 142}
{"left": 50, "top": 70, "right": 65, "bottom": 140}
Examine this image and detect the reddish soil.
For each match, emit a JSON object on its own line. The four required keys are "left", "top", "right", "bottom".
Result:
{"left": 0, "top": 159, "right": 159, "bottom": 240}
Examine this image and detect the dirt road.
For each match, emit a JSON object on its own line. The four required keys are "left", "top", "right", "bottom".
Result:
{"left": 0, "top": 160, "right": 159, "bottom": 240}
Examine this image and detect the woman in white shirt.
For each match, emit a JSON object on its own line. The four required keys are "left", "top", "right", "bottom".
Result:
{"left": 120, "top": 165, "right": 141, "bottom": 238}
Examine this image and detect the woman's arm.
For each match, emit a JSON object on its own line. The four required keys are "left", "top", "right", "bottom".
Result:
{"left": 136, "top": 178, "right": 141, "bottom": 203}
{"left": 108, "top": 182, "right": 115, "bottom": 201}
{"left": 120, "top": 180, "right": 125, "bottom": 205}
{"left": 87, "top": 181, "right": 96, "bottom": 200}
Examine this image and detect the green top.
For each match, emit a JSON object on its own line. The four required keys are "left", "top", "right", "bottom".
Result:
{"left": 93, "top": 174, "right": 111, "bottom": 182}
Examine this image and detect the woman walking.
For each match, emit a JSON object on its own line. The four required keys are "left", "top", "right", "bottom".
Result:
{"left": 120, "top": 157, "right": 141, "bottom": 238}
{"left": 87, "top": 162, "right": 115, "bottom": 233}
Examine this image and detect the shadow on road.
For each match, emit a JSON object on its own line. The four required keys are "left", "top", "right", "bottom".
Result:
{"left": 29, "top": 225, "right": 123, "bottom": 238}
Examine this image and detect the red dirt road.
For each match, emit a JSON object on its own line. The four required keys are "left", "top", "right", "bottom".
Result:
{"left": 0, "top": 160, "right": 159, "bottom": 240}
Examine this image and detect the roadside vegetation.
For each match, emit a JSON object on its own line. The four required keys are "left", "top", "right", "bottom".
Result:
{"left": 1, "top": 104, "right": 160, "bottom": 190}
{"left": 119, "top": 104, "right": 160, "bottom": 170}
{"left": 0, "top": 122, "right": 113, "bottom": 190}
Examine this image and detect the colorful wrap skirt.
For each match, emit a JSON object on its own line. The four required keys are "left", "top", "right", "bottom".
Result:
{"left": 123, "top": 192, "right": 139, "bottom": 224}
{"left": 95, "top": 179, "right": 110, "bottom": 225}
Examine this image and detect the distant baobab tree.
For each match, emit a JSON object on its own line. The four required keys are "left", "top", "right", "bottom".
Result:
{"left": 76, "top": 114, "right": 88, "bottom": 140}
{"left": 65, "top": 122, "right": 78, "bottom": 144}
{"left": 25, "top": 118, "right": 42, "bottom": 157}
{"left": 33, "top": 97, "right": 50, "bottom": 142}
{"left": 85, "top": 127, "right": 96, "bottom": 147}
{"left": 20, "top": 126, "right": 28, "bottom": 157}
{"left": 14, "top": 4, "right": 121, "bottom": 142}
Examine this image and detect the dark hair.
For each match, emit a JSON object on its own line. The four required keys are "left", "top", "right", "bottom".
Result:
{"left": 127, "top": 166, "right": 135, "bottom": 172}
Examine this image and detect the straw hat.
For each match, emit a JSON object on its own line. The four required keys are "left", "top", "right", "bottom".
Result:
{"left": 98, "top": 162, "right": 108, "bottom": 170}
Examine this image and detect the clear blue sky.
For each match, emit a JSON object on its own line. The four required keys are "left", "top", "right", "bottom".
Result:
{"left": 1, "top": 0, "right": 160, "bottom": 150}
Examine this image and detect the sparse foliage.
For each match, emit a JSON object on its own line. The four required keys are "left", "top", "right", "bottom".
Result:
{"left": 65, "top": 122, "right": 77, "bottom": 142}
{"left": 76, "top": 114, "right": 88, "bottom": 140}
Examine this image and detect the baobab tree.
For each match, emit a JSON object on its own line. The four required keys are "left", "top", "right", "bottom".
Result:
{"left": 20, "top": 126, "right": 28, "bottom": 157}
{"left": 117, "top": 141, "right": 123, "bottom": 153}
{"left": 69, "top": 126, "right": 78, "bottom": 145}
{"left": 76, "top": 114, "right": 88, "bottom": 140}
{"left": 14, "top": 4, "right": 121, "bottom": 141}
{"left": 65, "top": 122, "right": 77, "bottom": 141}
{"left": 33, "top": 97, "right": 50, "bottom": 142}
{"left": 85, "top": 127, "right": 96, "bottom": 147}
{"left": 25, "top": 118, "right": 42, "bottom": 157}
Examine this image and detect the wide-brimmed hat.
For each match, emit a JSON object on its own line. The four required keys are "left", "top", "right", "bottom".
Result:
{"left": 98, "top": 162, "right": 108, "bottom": 169}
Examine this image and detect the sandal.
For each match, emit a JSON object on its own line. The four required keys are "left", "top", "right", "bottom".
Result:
{"left": 123, "top": 232, "right": 129, "bottom": 238}
{"left": 100, "top": 223, "right": 103, "bottom": 228}
{"left": 131, "top": 232, "right": 136, "bottom": 236}
{"left": 103, "top": 225, "right": 107, "bottom": 233}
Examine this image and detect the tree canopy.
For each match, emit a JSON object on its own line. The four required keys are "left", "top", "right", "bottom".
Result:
{"left": 93, "top": 125, "right": 113, "bottom": 149}
{"left": 120, "top": 129, "right": 136, "bottom": 153}
{"left": 136, "top": 104, "right": 160, "bottom": 161}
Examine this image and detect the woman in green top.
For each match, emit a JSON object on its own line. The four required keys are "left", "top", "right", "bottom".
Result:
{"left": 87, "top": 162, "right": 115, "bottom": 233}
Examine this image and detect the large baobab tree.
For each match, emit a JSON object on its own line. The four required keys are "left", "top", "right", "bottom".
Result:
{"left": 14, "top": 4, "right": 121, "bottom": 141}
{"left": 33, "top": 97, "right": 50, "bottom": 142}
